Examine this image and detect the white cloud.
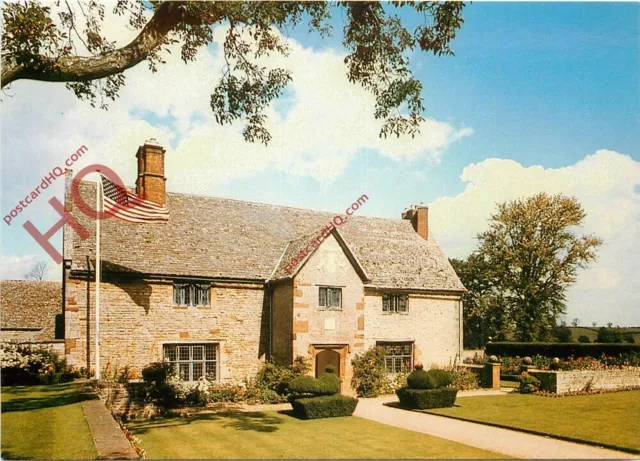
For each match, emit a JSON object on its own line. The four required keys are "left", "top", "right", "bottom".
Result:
{"left": 429, "top": 150, "right": 640, "bottom": 326}
{"left": 1, "top": 17, "right": 472, "bottom": 200}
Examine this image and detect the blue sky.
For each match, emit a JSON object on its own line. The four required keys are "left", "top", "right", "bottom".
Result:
{"left": 1, "top": 2, "right": 639, "bottom": 326}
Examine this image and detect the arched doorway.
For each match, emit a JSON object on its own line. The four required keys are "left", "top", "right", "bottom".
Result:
{"left": 315, "top": 348, "right": 341, "bottom": 378}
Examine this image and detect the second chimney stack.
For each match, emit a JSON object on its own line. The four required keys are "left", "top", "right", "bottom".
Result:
{"left": 402, "top": 204, "right": 428, "bottom": 240}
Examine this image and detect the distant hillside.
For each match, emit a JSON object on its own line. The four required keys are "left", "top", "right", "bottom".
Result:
{"left": 569, "top": 327, "right": 640, "bottom": 343}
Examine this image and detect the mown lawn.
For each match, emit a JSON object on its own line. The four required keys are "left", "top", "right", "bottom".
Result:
{"left": 1, "top": 381, "right": 98, "bottom": 460}
{"left": 128, "top": 410, "right": 508, "bottom": 459}
{"left": 429, "top": 391, "right": 640, "bottom": 453}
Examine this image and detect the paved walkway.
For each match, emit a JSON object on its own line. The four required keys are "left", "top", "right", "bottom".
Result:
{"left": 82, "top": 400, "right": 138, "bottom": 459}
{"left": 353, "top": 396, "right": 632, "bottom": 459}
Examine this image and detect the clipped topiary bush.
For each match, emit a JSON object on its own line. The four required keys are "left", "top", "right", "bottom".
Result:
{"left": 288, "top": 375, "right": 320, "bottom": 396}
{"left": 290, "top": 394, "right": 358, "bottom": 419}
{"left": 317, "top": 369, "right": 340, "bottom": 395}
{"left": 406, "top": 367, "right": 437, "bottom": 390}
{"left": 426, "top": 369, "right": 454, "bottom": 388}
{"left": 396, "top": 387, "right": 458, "bottom": 409}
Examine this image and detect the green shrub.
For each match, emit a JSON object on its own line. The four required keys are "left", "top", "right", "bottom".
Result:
{"left": 577, "top": 335, "right": 591, "bottom": 343}
{"left": 253, "top": 362, "right": 293, "bottom": 392}
{"left": 396, "top": 387, "right": 457, "bottom": 409}
{"left": 288, "top": 369, "right": 340, "bottom": 398}
{"left": 288, "top": 375, "right": 321, "bottom": 396}
{"left": 318, "top": 369, "right": 340, "bottom": 395}
{"left": 518, "top": 372, "right": 541, "bottom": 394}
{"left": 141, "top": 362, "right": 181, "bottom": 408}
{"left": 406, "top": 368, "right": 437, "bottom": 390}
{"left": 450, "top": 367, "right": 480, "bottom": 390}
{"left": 427, "top": 369, "right": 454, "bottom": 388}
{"left": 290, "top": 394, "right": 358, "bottom": 419}
{"left": 350, "top": 347, "right": 391, "bottom": 397}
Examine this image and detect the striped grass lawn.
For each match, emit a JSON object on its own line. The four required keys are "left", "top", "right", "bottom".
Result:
{"left": 429, "top": 391, "right": 640, "bottom": 453}
{"left": 128, "top": 410, "right": 508, "bottom": 459}
{"left": 1, "top": 381, "right": 98, "bottom": 460}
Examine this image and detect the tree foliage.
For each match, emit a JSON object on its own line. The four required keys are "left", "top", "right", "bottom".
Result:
{"left": 450, "top": 255, "right": 510, "bottom": 348}
{"left": 452, "top": 193, "right": 602, "bottom": 343}
{"left": 1, "top": 1, "right": 466, "bottom": 144}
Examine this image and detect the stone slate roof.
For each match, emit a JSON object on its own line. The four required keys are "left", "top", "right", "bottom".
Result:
{"left": 66, "top": 181, "right": 464, "bottom": 292}
{"left": 0, "top": 280, "right": 62, "bottom": 340}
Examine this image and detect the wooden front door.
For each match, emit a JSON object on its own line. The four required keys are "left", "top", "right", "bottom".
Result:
{"left": 315, "top": 348, "right": 341, "bottom": 378}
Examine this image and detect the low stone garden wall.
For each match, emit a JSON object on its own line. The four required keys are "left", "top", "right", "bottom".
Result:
{"left": 530, "top": 368, "right": 640, "bottom": 394}
{"left": 95, "top": 381, "right": 155, "bottom": 417}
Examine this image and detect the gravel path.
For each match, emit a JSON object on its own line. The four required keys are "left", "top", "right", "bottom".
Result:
{"left": 353, "top": 396, "right": 632, "bottom": 459}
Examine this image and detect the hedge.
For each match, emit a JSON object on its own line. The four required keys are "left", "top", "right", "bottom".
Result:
{"left": 396, "top": 387, "right": 458, "bottom": 410}
{"left": 486, "top": 342, "right": 640, "bottom": 359}
{"left": 290, "top": 394, "right": 359, "bottom": 419}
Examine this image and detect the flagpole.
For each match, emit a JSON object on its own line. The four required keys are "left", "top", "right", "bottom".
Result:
{"left": 95, "top": 175, "right": 101, "bottom": 380}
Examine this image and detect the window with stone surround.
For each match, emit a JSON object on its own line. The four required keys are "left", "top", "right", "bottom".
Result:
{"left": 163, "top": 343, "right": 218, "bottom": 381}
{"left": 382, "top": 294, "right": 408, "bottom": 313}
{"left": 318, "top": 287, "right": 342, "bottom": 309}
{"left": 173, "top": 283, "right": 210, "bottom": 307}
{"left": 377, "top": 341, "right": 413, "bottom": 373}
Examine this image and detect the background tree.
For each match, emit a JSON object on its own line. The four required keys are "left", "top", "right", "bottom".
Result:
{"left": 596, "top": 326, "right": 622, "bottom": 343}
{"left": 452, "top": 193, "right": 602, "bottom": 342}
{"left": 551, "top": 323, "right": 572, "bottom": 342}
{"left": 571, "top": 317, "right": 579, "bottom": 327}
{"left": 24, "top": 260, "right": 48, "bottom": 281}
{"left": 450, "top": 255, "right": 510, "bottom": 348}
{"left": 1, "top": 1, "right": 466, "bottom": 143}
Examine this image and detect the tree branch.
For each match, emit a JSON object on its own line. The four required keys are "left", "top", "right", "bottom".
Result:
{"left": 2, "top": 2, "right": 215, "bottom": 88}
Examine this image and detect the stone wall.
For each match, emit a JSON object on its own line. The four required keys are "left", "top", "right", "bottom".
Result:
{"left": 291, "top": 235, "right": 365, "bottom": 395}
{"left": 95, "top": 381, "right": 152, "bottom": 417}
{"left": 530, "top": 369, "right": 640, "bottom": 394}
{"left": 64, "top": 274, "right": 268, "bottom": 383}
{"left": 365, "top": 291, "right": 462, "bottom": 368}
{"left": 288, "top": 234, "right": 463, "bottom": 396}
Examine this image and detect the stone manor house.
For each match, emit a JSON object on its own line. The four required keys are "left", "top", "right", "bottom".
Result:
{"left": 57, "top": 141, "right": 466, "bottom": 395}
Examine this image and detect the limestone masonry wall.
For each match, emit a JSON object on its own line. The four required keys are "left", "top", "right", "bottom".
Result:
{"left": 64, "top": 274, "right": 267, "bottom": 382}
{"left": 531, "top": 369, "right": 640, "bottom": 394}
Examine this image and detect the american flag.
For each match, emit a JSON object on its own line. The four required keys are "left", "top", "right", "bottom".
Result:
{"left": 101, "top": 175, "right": 169, "bottom": 223}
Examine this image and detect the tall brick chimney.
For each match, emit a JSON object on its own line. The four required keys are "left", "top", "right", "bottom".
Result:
{"left": 402, "top": 204, "right": 428, "bottom": 240}
{"left": 135, "top": 139, "right": 166, "bottom": 206}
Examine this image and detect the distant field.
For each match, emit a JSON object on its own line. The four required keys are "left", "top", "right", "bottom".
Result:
{"left": 569, "top": 327, "right": 640, "bottom": 343}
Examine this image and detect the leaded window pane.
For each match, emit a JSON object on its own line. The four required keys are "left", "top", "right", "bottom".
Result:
{"left": 164, "top": 343, "right": 219, "bottom": 382}
{"left": 205, "top": 344, "right": 216, "bottom": 360}
{"left": 179, "top": 363, "right": 190, "bottom": 380}
{"left": 319, "top": 288, "right": 327, "bottom": 307}
{"left": 178, "top": 346, "right": 190, "bottom": 361}
{"left": 192, "top": 363, "right": 203, "bottom": 380}
{"left": 173, "top": 283, "right": 210, "bottom": 307}
{"left": 192, "top": 346, "right": 204, "bottom": 361}
{"left": 378, "top": 342, "right": 413, "bottom": 373}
